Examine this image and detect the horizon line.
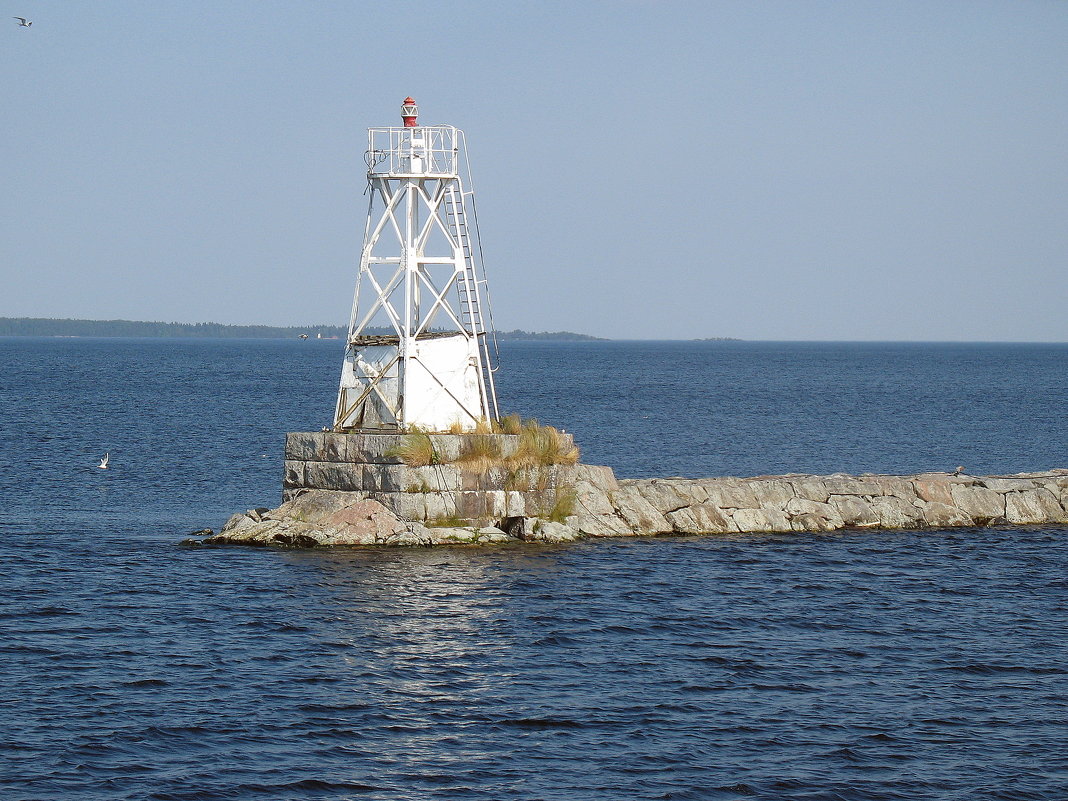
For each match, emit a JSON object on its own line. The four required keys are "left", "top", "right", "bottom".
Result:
{"left": 0, "top": 316, "right": 1064, "bottom": 344}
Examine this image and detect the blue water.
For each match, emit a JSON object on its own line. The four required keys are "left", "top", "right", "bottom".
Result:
{"left": 1, "top": 338, "right": 1066, "bottom": 800}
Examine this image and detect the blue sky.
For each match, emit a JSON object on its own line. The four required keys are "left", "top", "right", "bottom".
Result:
{"left": 2, "top": 1, "right": 1065, "bottom": 340}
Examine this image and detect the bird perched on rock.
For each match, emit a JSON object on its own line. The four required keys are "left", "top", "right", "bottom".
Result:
{"left": 953, "top": 465, "right": 965, "bottom": 476}
{"left": 13, "top": 17, "right": 32, "bottom": 27}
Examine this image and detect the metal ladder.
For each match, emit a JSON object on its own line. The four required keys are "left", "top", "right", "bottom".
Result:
{"left": 444, "top": 183, "right": 500, "bottom": 418}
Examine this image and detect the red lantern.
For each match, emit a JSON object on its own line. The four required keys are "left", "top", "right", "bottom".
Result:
{"left": 401, "top": 97, "right": 418, "bottom": 127}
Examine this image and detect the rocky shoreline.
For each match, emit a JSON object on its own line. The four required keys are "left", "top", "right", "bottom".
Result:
{"left": 188, "top": 444, "right": 1068, "bottom": 548}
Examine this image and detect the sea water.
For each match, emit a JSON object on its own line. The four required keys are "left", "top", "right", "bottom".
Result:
{"left": 1, "top": 338, "right": 1066, "bottom": 800}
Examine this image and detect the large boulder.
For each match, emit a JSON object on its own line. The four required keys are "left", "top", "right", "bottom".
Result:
{"left": 205, "top": 492, "right": 422, "bottom": 547}
{"left": 1004, "top": 489, "right": 1068, "bottom": 525}
{"left": 950, "top": 485, "right": 1006, "bottom": 524}
{"left": 665, "top": 503, "right": 737, "bottom": 534}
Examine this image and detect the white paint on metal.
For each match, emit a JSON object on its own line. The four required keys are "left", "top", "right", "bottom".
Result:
{"left": 334, "top": 112, "right": 499, "bottom": 432}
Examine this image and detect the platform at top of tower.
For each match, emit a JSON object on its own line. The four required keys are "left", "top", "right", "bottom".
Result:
{"left": 365, "top": 125, "right": 463, "bottom": 178}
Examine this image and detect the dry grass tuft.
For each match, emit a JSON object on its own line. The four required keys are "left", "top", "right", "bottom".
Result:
{"left": 515, "top": 421, "right": 580, "bottom": 468}
{"left": 498, "top": 413, "right": 523, "bottom": 435}
{"left": 454, "top": 434, "right": 504, "bottom": 473}
{"left": 387, "top": 418, "right": 578, "bottom": 473}
{"left": 386, "top": 429, "right": 439, "bottom": 467}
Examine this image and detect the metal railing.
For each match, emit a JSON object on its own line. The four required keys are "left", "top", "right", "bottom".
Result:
{"left": 365, "top": 125, "right": 460, "bottom": 177}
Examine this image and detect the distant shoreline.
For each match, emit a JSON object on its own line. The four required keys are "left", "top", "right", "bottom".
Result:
{"left": 0, "top": 317, "right": 609, "bottom": 342}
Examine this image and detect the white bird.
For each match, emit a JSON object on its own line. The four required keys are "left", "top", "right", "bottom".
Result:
{"left": 13, "top": 17, "right": 32, "bottom": 27}
{"left": 98, "top": 453, "right": 110, "bottom": 470}
{"left": 953, "top": 465, "right": 965, "bottom": 476}
{"left": 299, "top": 333, "right": 309, "bottom": 340}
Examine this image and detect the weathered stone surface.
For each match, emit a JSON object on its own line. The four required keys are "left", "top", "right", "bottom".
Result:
{"left": 829, "top": 495, "right": 881, "bottom": 528}
{"left": 381, "top": 525, "right": 435, "bottom": 547}
{"left": 610, "top": 485, "right": 671, "bottom": 533}
{"left": 290, "top": 493, "right": 401, "bottom": 533}
{"left": 284, "top": 431, "right": 321, "bottom": 461}
{"left": 461, "top": 466, "right": 508, "bottom": 491}
{"left": 475, "top": 526, "right": 514, "bottom": 542}
{"left": 206, "top": 494, "right": 424, "bottom": 547}
{"left": 261, "top": 491, "right": 350, "bottom": 523}
{"left": 369, "top": 491, "right": 425, "bottom": 521}
{"left": 869, "top": 495, "right": 924, "bottom": 529}
{"left": 912, "top": 478, "right": 957, "bottom": 507}
{"left": 222, "top": 512, "right": 255, "bottom": 533}
{"left": 951, "top": 485, "right": 1006, "bottom": 523}
{"left": 320, "top": 433, "right": 348, "bottom": 462}
{"left": 574, "top": 482, "right": 615, "bottom": 516}
{"left": 348, "top": 433, "right": 406, "bottom": 464}
{"left": 320, "top": 499, "right": 404, "bottom": 537}
{"left": 529, "top": 520, "right": 581, "bottom": 543}
{"left": 427, "top": 526, "right": 478, "bottom": 544}
{"left": 485, "top": 490, "right": 508, "bottom": 519}
{"left": 424, "top": 491, "right": 460, "bottom": 521}
{"left": 731, "top": 507, "right": 793, "bottom": 533}
{"left": 792, "top": 512, "right": 840, "bottom": 532}
{"left": 567, "top": 513, "right": 634, "bottom": 537}
{"left": 454, "top": 490, "right": 509, "bottom": 520}
{"left": 634, "top": 481, "right": 691, "bottom": 514}
{"left": 748, "top": 479, "right": 795, "bottom": 508}
{"left": 785, "top": 497, "right": 846, "bottom": 529}
{"left": 425, "top": 435, "right": 464, "bottom": 463}
{"left": 457, "top": 491, "right": 488, "bottom": 520}
{"left": 819, "top": 476, "right": 884, "bottom": 497}
{"left": 574, "top": 464, "right": 619, "bottom": 492}
{"left": 791, "top": 480, "right": 831, "bottom": 503}
{"left": 700, "top": 480, "right": 760, "bottom": 509}
{"left": 1004, "top": 489, "right": 1068, "bottom": 524}
{"left": 505, "top": 491, "right": 526, "bottom": 517}
{"left": 869, "top": 476, "right": 919, "bottom": 501}
{"left": 304, "top": 461, "right": 363, "bottom": 492}
{"left": 246, "top": 507, "right": 270, "bottom": 522}
{"left": 371, "top": 464, "right": 462, "bottom": 493}
{"left": 660, "top": 479, "right": 709, "bottom": 504}
{"left": 665, "top": 503, "right": 736, "bottom": 534}
{"left": 923, "top": 502, "right": 974, "bottom": 528}
{"left": 283, "top": 459, "right": 305, "bottom": 489}
{"left": 980, "top": 477, "right": 1038, "bottom": 493}
{"left": 425, "top": 525, "right": 517, "bottom": 545}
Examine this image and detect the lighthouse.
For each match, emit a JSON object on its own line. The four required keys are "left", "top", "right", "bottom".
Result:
{"left": 334, "top": 98, "right": 500, "bottom": 432}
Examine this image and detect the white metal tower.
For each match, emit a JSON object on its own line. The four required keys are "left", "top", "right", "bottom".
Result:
{"left": 334, "top": 98, "right": 500, "bottom": 432}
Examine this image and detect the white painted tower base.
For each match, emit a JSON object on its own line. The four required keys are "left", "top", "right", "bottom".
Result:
{"left": 338, "top": 333, "right": 483, "bottom": 431}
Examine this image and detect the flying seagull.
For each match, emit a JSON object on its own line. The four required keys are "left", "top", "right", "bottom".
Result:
{"left": 98, "top": 452, "right": 110, "bottom": 470}
{"left": 13, "top": 17, "right": 32, "bottom": 27}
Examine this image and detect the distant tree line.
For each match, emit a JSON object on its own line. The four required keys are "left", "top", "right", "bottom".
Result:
{"left": 0, "top": 317, "right": 607, "bottom": 341}
{"left": 495, "top": 329, "right": 606, "bottom": 341}
{"left": 0, "top": 318, "right": 347, "bottom": 339}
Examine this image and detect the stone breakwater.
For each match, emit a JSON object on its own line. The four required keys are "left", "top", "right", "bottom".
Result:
{"left": 194, "top": 433, "right": 1068, "bottom": 547}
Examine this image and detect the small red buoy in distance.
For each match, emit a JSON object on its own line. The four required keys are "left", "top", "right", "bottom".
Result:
{"left": 401, "top": 97, "right": 418, "bottom": 127}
